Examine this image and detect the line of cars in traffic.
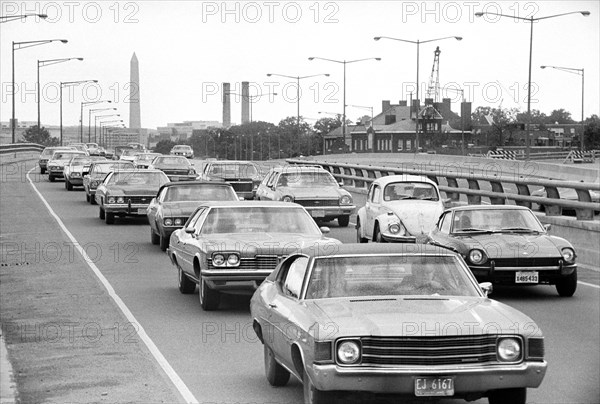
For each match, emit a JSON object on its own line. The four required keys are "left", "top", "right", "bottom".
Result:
{"left": 37, "top": 144, "right": 580, "bottom": 403}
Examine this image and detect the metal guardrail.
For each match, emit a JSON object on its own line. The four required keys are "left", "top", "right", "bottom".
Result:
{"left": 287, "top": 158, "right": 600, "bottom": 220}
{"left": 0, "top": 143, "right": 45, "bottom": 155}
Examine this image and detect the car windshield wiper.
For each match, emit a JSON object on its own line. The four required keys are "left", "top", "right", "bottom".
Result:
{"left": 499, "top": 227, "right": 540, "bottom": 233}
{"left": 455, "top": 228, "right": 497, "bottom": 233}
{"left": 396, "top": 196, "right": 417, "bottom": 200}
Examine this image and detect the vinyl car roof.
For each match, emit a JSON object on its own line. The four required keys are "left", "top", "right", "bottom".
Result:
{"left": 156, "top": 181, "right": 234, "bottom": 193}
{"left": 194, "top": 200, "right": 304, "bottom": 208}
{"left": 372, "top": 174, "right": 437, "bottom": 186}
{"left": 297, "top": 243, "right": 459, "bottom": 259}
{"left": 446, "top": 205, "right": 530, "bottom": 212}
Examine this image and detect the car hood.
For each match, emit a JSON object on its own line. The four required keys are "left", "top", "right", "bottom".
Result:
{"left": 48, "top": 160, "right": 68, "bottom": 166}
{"left": 385, "top": 201, "right": 443, "bottom": 235}
{"left": 280, "top": 187, "right": 342, "bottom": 199}
{"left": 199, "top": 234, "right": 340, "bottom": 256}
{"left": 307, "top": 296, "right": 538, "bottom": 337}
{"left": 456, "top": 233, "right": 561, "bottom": 258}
{"left": 105, "top": 185, "right": 159, "bottom": 195}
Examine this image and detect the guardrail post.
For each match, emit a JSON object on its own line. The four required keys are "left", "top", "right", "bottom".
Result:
{"left": 515, "top": 183, "right": 532, "bottom": 209}
{"left": 544, "top": 186, "right": 562, "bottom": 216}
{"left": 343, "top": 167, "right": 352, "bottom": 186}
{"left": 489, "top": 181, "right": 506, "bottom": 205}
{"left": 354, "top": 168, "right": 365, "bottom": 188}
{"left": 445, "top": 177, "right": 460, "bottom": 202}
{"left": 575, "top": 189, "right": 594, "bottom": 220}
{"left": 467, "top": 179, "right": 481, "bottom": 205}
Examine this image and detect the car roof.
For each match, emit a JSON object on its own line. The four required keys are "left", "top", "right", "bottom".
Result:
{"left": 196, "top": 200, "right": 305, "bottom": 208}
{"left": 446, "top": 205, "right": 529, "bottom": 212}
{"left": 208, "top": 160, "right": 258, "bottom": 165}
{"left": 109, "top": 169, "right": 165, "bottom": 174}
{"left": 274, "top": 165, "right": 329, "bottom": 173}
{"left": 373, "top": 174, "right": 437, "bottom": 186}
{"left": 157, "top": 181, "right": 234, "bottom": 193}
{"left": 298, "top": 243, "right": 458, "bottom": 259}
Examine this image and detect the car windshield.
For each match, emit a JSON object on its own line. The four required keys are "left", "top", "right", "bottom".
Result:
{"left": 53, "top": 152, "right": 83, "bottom": 160}
{"left": 452, "top": 209, "right": 545, "bottom": 233}
{"left": 121, "top": 149, "right": 139, "bottom": 156}
{"left": 209, "top": 164, "right": 258, "bottom": 177}
{"left": 305, "top": 255, "right": 479, "bottom": 299}
{"left": 173, "top": 146, "right": 190, "bottom": 150}
{"left": 201, "top": 206, "right": 319, "bottom": 235}
{"left": 155, "top": 157, "right": 190, "bottom": 165}
{"left": 277, "top": 172, "right": 338, "bottom": 187}
{"left": 86, "top": 143, "right": 98, "bottom": 148}
{"left": 93, "top": 163, "right": 134, "bottom": 174}
{"left": 165, "top": 185, "right": 237, "bottom": 202}
{"left": 383, "top": 182, "right": 439, "bottom": 201}
{"left": 135, "top": 154, "right": 160, "bottom": 162}
{"left": 107, "top": 172, "right": 168, "bottom": 186}
{"left": 70, "top": 157, "right": 92, "bottom": 165}
{"left": 42, "top": 148, "right": 70, "bottom": 156}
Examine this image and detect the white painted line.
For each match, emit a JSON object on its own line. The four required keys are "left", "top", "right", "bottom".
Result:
{"left": 26, "top": 168, "right": 198, "bottom": 404}
{"left": 578, "top": 281, "right": 600, "bottom": 289}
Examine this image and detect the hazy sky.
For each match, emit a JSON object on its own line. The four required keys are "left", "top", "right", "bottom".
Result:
{"left": 1, "top": 1, "right": 598, "bottom": 129}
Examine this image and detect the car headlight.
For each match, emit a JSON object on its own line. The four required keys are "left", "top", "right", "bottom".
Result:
{"left": 188, "top": 169, "right": 195, "bottom": 175}
{"left": 468, "top": 249, "right": 487, "bottom": 265}
{"left": 212, "top": 253, "right": 226, "bottom": 266}
{"left": 337, "top": 340, "right": 361, "bottom": 365}
{"left": 561, "top": 247, "right": 576, "bottom": 264}
{"left": 227, "top": 253, "right": 240, "bottom": 266}
{"left": 117, "top": 197, "right": 125, "bottom": 204}
{"left": 388, "top": 222, "right": 406, "bottom": 235}
{"left": 497, "top": 337, "right": 522, "bottom": 362}
{"left": 339, "top": 195, "right": 352, "bottom": 205}
{"left": 72, "top": 172, "right": 81, "bottom": 177}
{"left": 107, "top": 197, "right": 116, "bottom": 204}
{"left": 164, "top": 218, "right": 173, "bottom": 226}
{"left": 174, "top": 218, "right": 183, "bottom": 226}
{"left": 282, "top": 195, "right": 294, "bottom": 203}
{"left": 91, "top": 181, "right": 99, "bottom": 188}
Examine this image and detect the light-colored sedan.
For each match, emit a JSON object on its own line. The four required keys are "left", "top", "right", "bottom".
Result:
{"left": 47, "top": 150, "right": 88, "bottom": 182}
{"left": 63, "top": 156, "right": 106, "bottom": 190}
{"left": 250, "top": 243, "right": 547, "bottom": 404}
{"left": 356, "top": 175, "right": 446, "bottom": 243}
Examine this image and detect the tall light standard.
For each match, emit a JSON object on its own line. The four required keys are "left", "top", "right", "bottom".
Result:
{"left": 475, "top": 10, "right": 590, "bottom": 160}
{"left": 89, "top": 108, "right": 117, "bottom": 142}
{"left": 374, "top": 36, "right": 461, "bottom": 152}
{"left": 12, "top": 39, "right": 68, "bottom": 142}
{"left": 443, "top": 86, "right": 466, "bottom": 155}
{"left": 81, "top": 100, "right": 112, "bottom": 142}
{"left": 308, "top": 57, "right": 381, "bottom": 150}
{"left": 95, "top": 114, "right": 120, "bottom": 145}
{"left": 540, "top": 65, "right": 585, "bottom": 151}
{"left": 0, "top": 13, "right": 47, "bottom": 23}
{"left": 38, "top": 57, "right": 83, "bottom": 128}
{"left": 60, "top": 80, "right": 97, "bottom": 145}
{"left": 100, "top": 120, "right": 124, "bottom": 148}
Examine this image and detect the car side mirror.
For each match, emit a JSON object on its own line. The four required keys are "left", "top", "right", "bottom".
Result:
{"left": 320, "top": 226, "right": 330, "bottom": 234}
{"left": 338, "top": 181, "right": 344, "bottom": 187}
{"left": 479, "top": 282, "right": 493, "bottom": 297}
{"left": 543, "top": 224, "right": 551, "bottom": 231}
{"left": 184, "top": 227, "right": 195, "bottom": 234}
{"left": 442, "top": 198, "right": 452, "bottom": 208}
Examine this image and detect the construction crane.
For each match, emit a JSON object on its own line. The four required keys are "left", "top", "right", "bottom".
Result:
{"left": 426, "top": 46, "right": 441, "bottom": 104}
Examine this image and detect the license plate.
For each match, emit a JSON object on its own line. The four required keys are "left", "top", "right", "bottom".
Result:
{"left": 170, "top": 177, "right": 179, "bottom": 181}
{"left": 415, "top": 377, "right": 454, "bottom": 397}
{"left": 311, "top": 209, "right": 325, "bottom": 218}
{"left": 137, "top": 208, "right": 147, "bottom": 214}
{"left": 515, "top": 271, "right": 539, "bottom": 283}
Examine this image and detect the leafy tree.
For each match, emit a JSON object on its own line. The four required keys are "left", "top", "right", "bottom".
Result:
{"left": 313, "top": 116, "right": 342, "bottom": 136}
{"left": 583, "top": 115, "right": 600, "bottom": 150}
{"left": 153, "top": 139, "right": 176, "bottom": 154}
{"left": 471, "top": 106, "right": 519, "bottom": 147}
{"left": 548, "top": 109, "right": 575, "bottom": 124}
{"left": 21, "top": 125, "right": 58, "bottom": 146}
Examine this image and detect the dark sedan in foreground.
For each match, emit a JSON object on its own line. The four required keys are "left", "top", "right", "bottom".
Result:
{"left": 428, "top": 205, "right": 577, "bottom": 296}
{"left": 250, "top": 243, "right": 547, "bottom": 404}
{"left": 147, "top": 182, "right": 238, "bottom": 251}
{"left": 83, "top": 161, "right": 135, "bottom": 204}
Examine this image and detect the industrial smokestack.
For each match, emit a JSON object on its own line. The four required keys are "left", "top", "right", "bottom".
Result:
{"left": 222, "top": 82, "right": 231, "bottom": 128}
{"left": 241, "top": 81, "right": 250, "bottom": 124}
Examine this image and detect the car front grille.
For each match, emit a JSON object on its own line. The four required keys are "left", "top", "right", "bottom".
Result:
{"left": 208, "top": 255, "right": 281, "bottom": 270}
{"left": 359, "top": 335, "right": 498, "bottom": 366}
{"left": 162, "top": 169, "right": 190, "bottom": 175}
{"left": 124, "top": 196, "right": 153, "bottom": 204}
{"left": 294, "top": 199, "right": 339, "bottom": 207}
{"left": 492, "top": 258, "right": 560, "bottom": 267}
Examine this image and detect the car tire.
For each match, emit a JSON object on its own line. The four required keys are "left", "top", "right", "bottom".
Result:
{"left": 556, "top": 269, "right": 577, "bottom": 297}
{"left": 40, "top": 167, "right": 46, "bottom": 174}
{"left": 178, "top": 266, "right": 196, "bottom": 294}
{"left": 488, "top": 388, "right": 526, "bottom": 404}
{"left": 85, "top": 192, "right": 90, "bottom": 203}
{"left": 303, "top": 368, "right": 331, "bottom": 404}
{"left": 264, "top": 345, "right": 290, "bottom": 387}
{"left": 90, "top": 195, "right": 97, "bottom": 205}
{"left": 356, "top": 219, "right": 368, "bottom": 243}
{"left": 374, "top": 225, "right": 386, "bottom": 243}
{"left": 105, "top": 212, "right": 115, "bottom": 225}
{"left": 337, "top": 215, "right": 350, "bottom": 227}
{"left": 159, "top": 233, "right": 169, "bottom": 252}
{"left": 150, "top": 228, "right": 159, "bottom": 245}
{"left": 199, "top": 275, "right": 220, "bottom": 311}
{"left": 49, "top": 175, "right": 55, "bottom": 182}
{"left": 66, "top": 180, "right": 73, "bottom": 191}
{"left": 99, "top": 207, "right": 105, "bottom": 220}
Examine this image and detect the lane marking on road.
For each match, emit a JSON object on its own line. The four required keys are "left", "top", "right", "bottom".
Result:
{"left": 26, "top": 167, "right": 198, "bottom": 404}
{"left": 578, "top": 281, "right": 600, "bottom": 289}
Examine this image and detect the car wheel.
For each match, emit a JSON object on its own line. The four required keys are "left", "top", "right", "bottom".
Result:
{"left": 40, "top": 167, "right": 46, "bottom": 174}
{"left": 49, "top": 175, "right": 55, "bottom": 182}
{"left": 488, "top": 388, "right": 526, "bottom": 404}
{"left": 264, "top": 345, "right": 290, "bottom": 387}
{"left": 66, "top": 180, "right": 73, "bottom": 191}
{"left": 178, "top": 266, "right": 196, "bottom": 294}
{"left": 303, "top": 368, "right": 331, "bottom": 404}
{"left": 556, "top": 269, "right": 577, "bottom": 297}
{"left": 356, "top": 219, "right": 368, "bottom": 243}
{"left": 90, "top": 195, "right": 97, "bottom": 205}
{"left": 199, "top": 275, "right": 220, "bottom": 311}
{"left": 337, "top": 215, "right": 350, "bottom": 227}
{"left": 374, "top": 226, "right": 386, "bottom": 243}
{"left": 159, "top": 233, "right": 169, "bottom": 252}
{"left": 99, "top": 207, "right": 105, "bottom": 220}
{"left": 150, "top": 228, "right": 159, "bottom": 245}
{"left": 105, "top": 212, "right": 115, "bottom": 224}
{"left": 85, "top": 192, "right": 90, "bottom": 203}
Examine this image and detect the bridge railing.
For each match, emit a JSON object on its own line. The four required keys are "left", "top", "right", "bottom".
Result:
{"left": 287, "top": 158, "right": 600, "bottom": 220}
{"left": 0, "top": 143, "right": 45, "bottom": 155}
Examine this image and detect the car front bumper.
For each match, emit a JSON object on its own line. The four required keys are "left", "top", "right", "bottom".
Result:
{"left": 104, "top": 203, "right": 151, "bottom": 215}
{"left": 202, "top": 269, "right": 272, "bottom": 286}
{"left": 309, "top": 361, "right": 547, "bottom": 394}
{"left": 166, "top": 174, "right": 197, "bottom": 182}
{"left": 48, "top": 168, "right": 65, "bottom": 177}
{"left": 470, "top": 264, "right": 576, "bottom": 284}
{"left": 67, "top": 176, "right": 84, "bottom": 185}
{"left": 304, "top": 206, "right": 356, "bottom": 219}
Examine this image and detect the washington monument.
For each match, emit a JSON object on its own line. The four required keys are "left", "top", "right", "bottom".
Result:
{"left": 129, "top": 53, "right": 141, "bottom": 129}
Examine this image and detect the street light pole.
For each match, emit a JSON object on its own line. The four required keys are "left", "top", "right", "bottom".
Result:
{"left": 60, "top": 80, "right": 97, "bottom": 145}
{"left": 81, "top": 101, "right": 112, "bottom": 142}
{"left": 89, "top": 108, "right": 117, "bottom": 142}
{"left": 38, "top": 58, "right": 83, "bottom": 129}
{"left": 0, "top": 14, "right": 48, "bottom": 23}
{"left": 374, "top": 36, "right": 461, "bottom": 152}
{"left": 308, "top": 58, "right": 381, "bottom": 150}
{"left": 11, "top": 39, "right": 68, "bottom": 142}
{"left": 475, "top": 10, "right": 590, "bottom": 160}
{"left": 540, "top": 65, "right": 585, "bottom": 151}
{"left": 95, "top": 115, "right": 120, "bottom": 146}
